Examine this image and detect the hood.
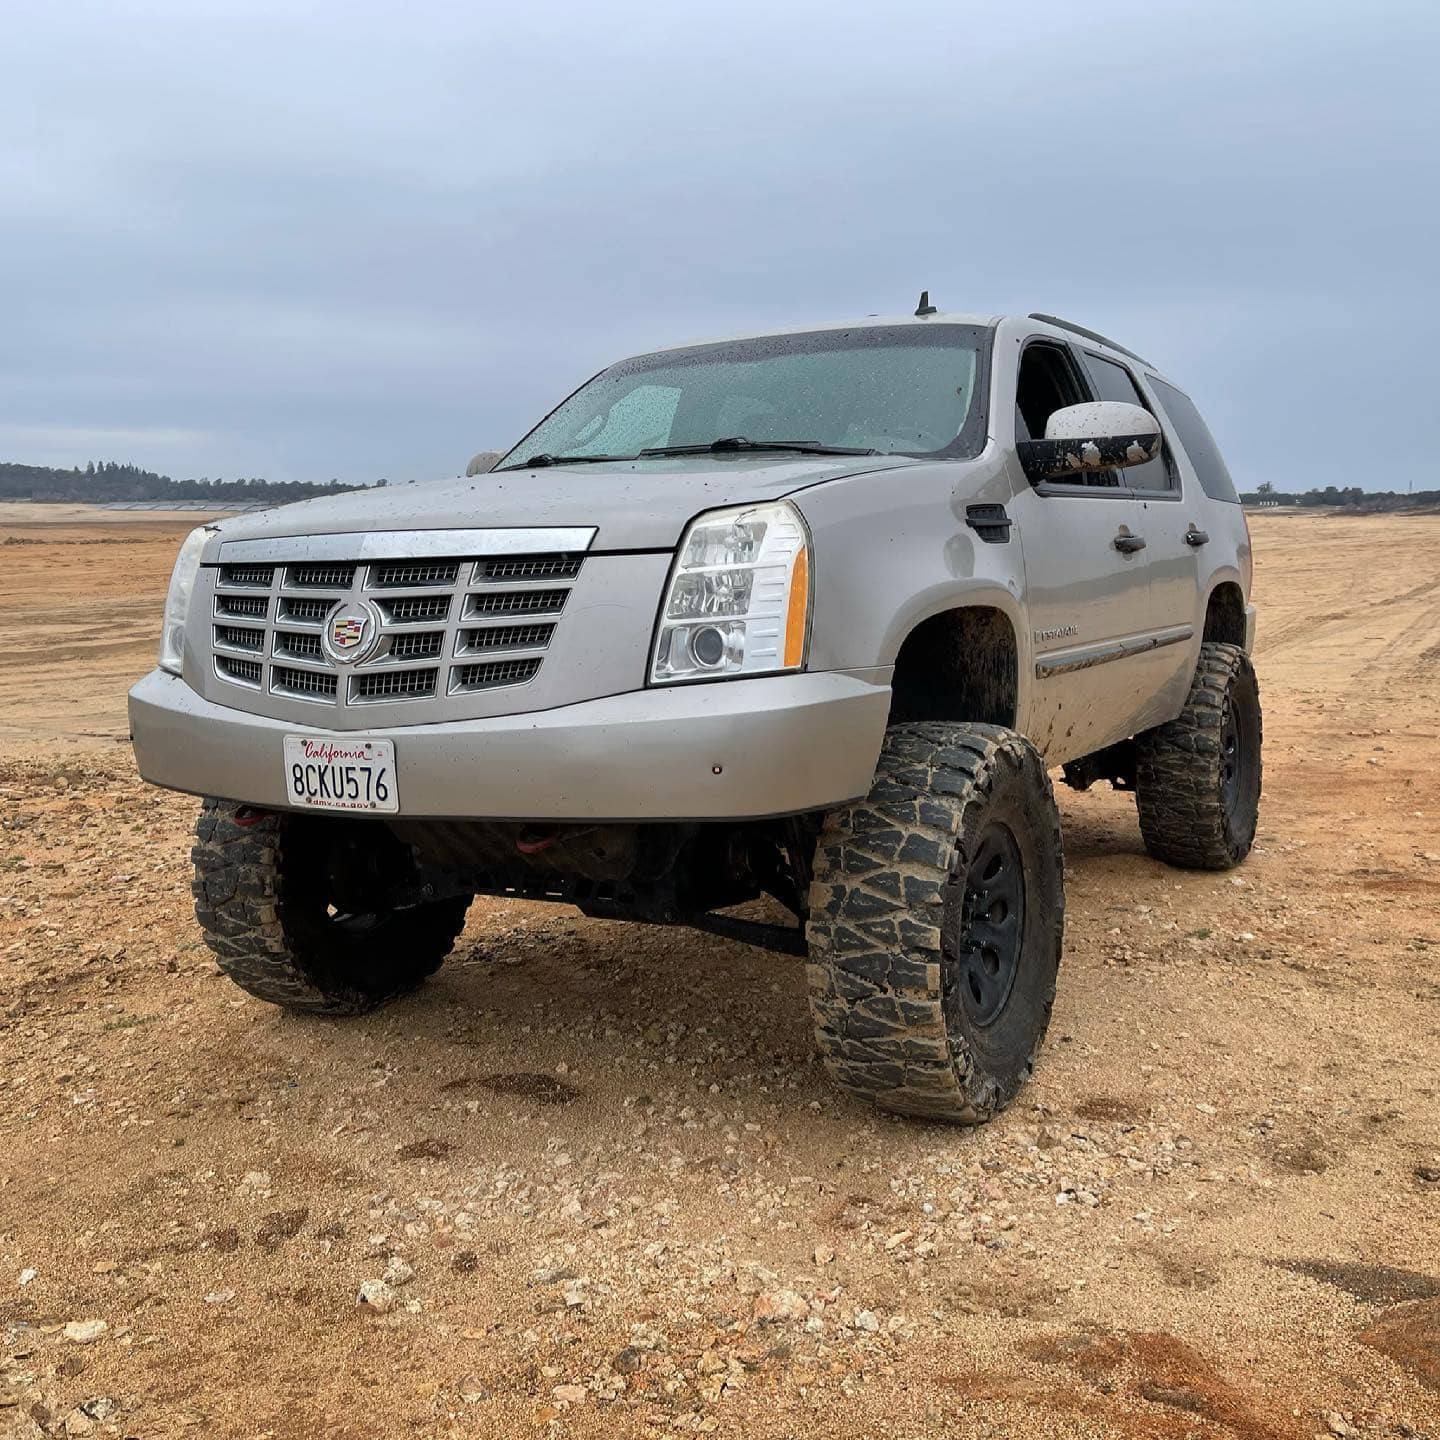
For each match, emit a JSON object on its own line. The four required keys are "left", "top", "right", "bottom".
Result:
{"left": 208, "top": 454, "right": 920, "bottom": 551}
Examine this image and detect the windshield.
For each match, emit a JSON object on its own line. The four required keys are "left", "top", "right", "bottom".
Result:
{"left": 496, "top": 324, "right": 990, "bottom": 469}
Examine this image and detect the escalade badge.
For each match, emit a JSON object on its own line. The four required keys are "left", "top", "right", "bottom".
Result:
{"left": 1034, "top": 623, "right": 1079, "bottom": 644}
{"left": 322, "top": 602, "right": 380, "bottom": 664}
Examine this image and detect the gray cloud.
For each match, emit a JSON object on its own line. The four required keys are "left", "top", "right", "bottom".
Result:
{"left": 2, "top": 0, "right": 1436, "bottom": 488}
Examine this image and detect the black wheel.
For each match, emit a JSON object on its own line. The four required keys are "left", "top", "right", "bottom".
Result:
{"left": 1135, "top": 642, "right": 1263, "bottom": 870}
{"left": 191, "top": 799, "right": 470, "bottom": 1015}
{"left": 806, "top": 723, "right": 1065, "bottom": 1123}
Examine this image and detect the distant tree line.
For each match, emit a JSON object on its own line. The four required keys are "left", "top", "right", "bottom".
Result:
{"left": 0, "top": 460, "right": 377, "bottom": 505}
{"left": 1241, "top": 481, "right": 1440, "bottom": 511}
{"left": 6, "top": 459, "right": 1433, "bottom": 514}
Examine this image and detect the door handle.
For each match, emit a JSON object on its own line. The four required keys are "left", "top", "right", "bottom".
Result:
{"left": 1113, "top": 532, "right": 1146, "bottom": 554}
{"left": 1184, "top": 528, "right": 1210, "bottom": 547}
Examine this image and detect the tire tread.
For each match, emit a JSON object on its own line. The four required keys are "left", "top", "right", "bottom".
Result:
{"left": 806, "top": 723, "right": 1064, "bottom": 1123}
{"left": 191, "top": 799, "right": 467, "bottom": 1015}
{"left": 1135, "top": 642, "right": 1262, "bottom": 870}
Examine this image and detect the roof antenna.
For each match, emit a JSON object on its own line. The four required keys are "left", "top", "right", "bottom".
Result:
{"left": 914, "top": 289, "right": 937, "bottom": 317}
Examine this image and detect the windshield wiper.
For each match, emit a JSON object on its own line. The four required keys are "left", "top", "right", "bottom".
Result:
{"left": 640, "top": 437, "right": 879, "bottom": 458}
{"left": 495, "top": 453, "right": 630, "bottom": 471}
{"left": 498, "top": 437, "right": 880, "bottom": 471}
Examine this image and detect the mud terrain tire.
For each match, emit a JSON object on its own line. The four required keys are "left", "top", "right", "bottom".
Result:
{"left": 1135, "top": 642, "right": 1262, "bottom": 870}
{"left": 806, "top": 723, "right": 1064, "bottom": 1123}
{"left": 192, "top": 800, "right": 469, "bottom": 1015}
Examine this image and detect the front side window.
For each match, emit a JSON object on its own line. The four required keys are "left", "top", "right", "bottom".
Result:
{"left": 498, "top": 325, "right": 990, "bottom": 469}
{"left": 1014, "top": 342, "right": 1085, "bottom": 443}
{"left": 1079, "top": 352, "right": 1175, "bottom": 492}
{"left": 1014, "top": 341, "right": 1120, "bottom": 489}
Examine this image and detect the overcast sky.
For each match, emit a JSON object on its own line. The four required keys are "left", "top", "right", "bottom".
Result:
{"left": 3, "top": 0, "right": 1436, "bottom": 490}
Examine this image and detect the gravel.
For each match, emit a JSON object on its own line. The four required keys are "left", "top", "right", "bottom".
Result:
{"left": 2, "top": 513, "right": 1438, "bottom": 1435}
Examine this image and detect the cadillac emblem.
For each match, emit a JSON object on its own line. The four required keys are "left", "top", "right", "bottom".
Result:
{"left": 322, "top": 601, "right": 380, "bottom": 664}
{"left": 332, "top": 616, "right": 366, "bottom": 649}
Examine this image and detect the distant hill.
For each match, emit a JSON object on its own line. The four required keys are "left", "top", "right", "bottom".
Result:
{"left": 0, "top": 460, "right": 373, "bottom": 506}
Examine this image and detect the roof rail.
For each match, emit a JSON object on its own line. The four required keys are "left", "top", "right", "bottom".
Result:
{"left": 1027, "top": 313, "right": 1152, "bottom": 367}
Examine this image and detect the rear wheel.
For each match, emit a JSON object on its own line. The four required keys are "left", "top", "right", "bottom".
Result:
{"left": 805, "top": 723, "right": 1064, "bottom": 1123}
{"left": 192, "top": 800, "right": 470, "bottom": 1015}
{"left": 1135, "top": 642, "right": 1262, "bottom": 870}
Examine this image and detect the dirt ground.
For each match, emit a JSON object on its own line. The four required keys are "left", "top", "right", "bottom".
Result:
{"left": 2, "top": 506, "right": 1437, "bottom": 1440}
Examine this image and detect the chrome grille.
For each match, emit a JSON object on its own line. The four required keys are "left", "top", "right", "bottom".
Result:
{"left": 465, "top": 588, "right": 569, "bottom": 617}
{"left": 273, "top": 665, "right": 339, "bottom": 700}
{"left": 379, "top": 595, "right": 452, "bottom": 624}
{"left": 214, "top": 623, "right": 265, "bottom": 653}
{"left": 390, "top": 632, "right": 444, "bottom": 660}
{"left": 274, "top": 630, "right": 323, "bottom": 660}
{"left": 207, "top": 544, "right": 580, "bottom": 709}
{"left": 220, "top": 563, "right": 274, "bottom": 587}
{"left": 474, "top": 554, "right": 583, "bottom": 582}
{"left": 457, "top": 623, "right": 554, "bottom": 653}
{"left": 451, "top": 657, "right": 543, "bottom": 692}
{"left": 216, "top": 655, "right": 262, "bottom": 686}
{"left": 289, "top": 563, "right": 357, "bottom": 589}
{"left": 215, "top": 593, "right": 268, "bottom": 620}
{"left": 352, "top": 668, "right": 438, "bottom": 701}
{"left": 371, "top": 561, "right": 460, "bottom": 588}
{"left": 279, "top": 596, "right": 331, "bottom": 623}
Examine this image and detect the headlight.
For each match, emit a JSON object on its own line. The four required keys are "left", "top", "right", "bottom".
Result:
{"left": 158, "top": 526, "right": 211, "bottom": 675}
{"left": 650, "top": 501, "right": 811, "bottom": 684}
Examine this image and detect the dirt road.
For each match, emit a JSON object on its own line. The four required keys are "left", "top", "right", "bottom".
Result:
{"left": 2, "top": 508, "right": 1437, "bottom": 1439}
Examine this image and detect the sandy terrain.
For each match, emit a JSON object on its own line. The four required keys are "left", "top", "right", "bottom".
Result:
{"left": 1, "top": 507, "right": 1437, "bottom": 1439}
{"left": 0, "top": 507, "right": 234, "bottom": 746}
{"left": 0, "top": 505, "right": 238, "bottom": 526}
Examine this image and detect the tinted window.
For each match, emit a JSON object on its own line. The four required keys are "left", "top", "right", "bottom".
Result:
{"left": 1079, "top": 352, "right": 1173, "bottom": 492}
{"left": 1146, "top": 376, "right": 1240, "bottom": 504}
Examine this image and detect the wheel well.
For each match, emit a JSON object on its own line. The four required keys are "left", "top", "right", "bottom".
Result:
{"left": 888, "top": 607, "right": 1018, "bottom": 728}
{"left": 1203, "top": 582, "right": 1246, "bottom": 646}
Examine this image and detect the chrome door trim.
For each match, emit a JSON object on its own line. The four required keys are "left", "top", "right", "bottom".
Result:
{"left": 1035, "top": 624, "right": 1193, "bottom": 679}
{"left": 216, "top": 528, "right": 598, "bottom": 563}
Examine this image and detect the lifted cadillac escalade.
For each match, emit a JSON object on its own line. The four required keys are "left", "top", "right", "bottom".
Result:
{"left": 129, "top": 304, "right": 1262, "bottom": 1124}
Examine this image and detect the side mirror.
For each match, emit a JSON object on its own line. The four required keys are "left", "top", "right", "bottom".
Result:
{"left": 466, "top": 450, "right": 502, "bottom": 477}
{"left": 1017, "top": 401, "right": 1162, "bottom": 484}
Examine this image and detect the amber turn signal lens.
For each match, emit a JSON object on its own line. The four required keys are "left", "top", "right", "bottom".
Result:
{"left": 784, "top": 545, "right": 809, "bottom": 668}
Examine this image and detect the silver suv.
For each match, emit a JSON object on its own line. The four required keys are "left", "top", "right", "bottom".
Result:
{"left": 130, "top": 305, "right": 1262, "bottom": 1124}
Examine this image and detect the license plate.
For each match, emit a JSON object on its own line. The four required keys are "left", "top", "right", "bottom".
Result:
{"left": 283, "top": 735, "right": 398, "bottom": 813}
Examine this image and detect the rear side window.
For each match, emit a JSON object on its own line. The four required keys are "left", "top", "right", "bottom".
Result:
{"left": 1078, "top": 352, "right": 1174, "bottom": 492}
{"left": 1146, "top": 377, "right": 1240, "bottom": 504}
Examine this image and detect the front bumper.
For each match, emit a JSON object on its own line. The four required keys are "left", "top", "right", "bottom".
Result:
{"left": 128, "top": 668, "right": 892, "bottom": 821}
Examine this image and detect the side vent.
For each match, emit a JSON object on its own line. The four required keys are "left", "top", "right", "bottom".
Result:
{"left": 965, "top": 504, "right": 1013, "bottom": 544}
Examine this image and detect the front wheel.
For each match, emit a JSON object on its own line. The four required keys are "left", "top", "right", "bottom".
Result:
{"left": 191, "top": 800, "right": 470, "bottom": 1015}
{"left": 1135, "top": 642, "right": 1263, "bottom": 870}
{"left": 805, "top": 723, "right": 1065, "bottom": 1123}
